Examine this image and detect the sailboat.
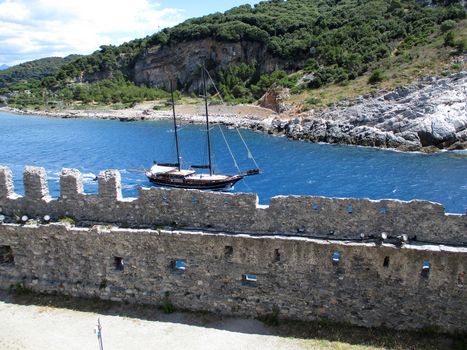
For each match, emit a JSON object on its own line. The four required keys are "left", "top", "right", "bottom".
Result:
{"left": 145, "top": 65, "right": 260, "bottom": 190}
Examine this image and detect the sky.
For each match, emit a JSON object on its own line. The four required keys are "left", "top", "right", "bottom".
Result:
{"left": 0, "top": 0, "right": 262, "bottom": 66}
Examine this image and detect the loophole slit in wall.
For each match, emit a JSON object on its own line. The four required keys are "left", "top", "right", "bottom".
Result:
{"left": 242, "top": 274, "right": 257, "bottom": 287}
{"left": 421, "top": 261, "right": 431, "bottom": 278}
{"left": 274, "top": 249, "right": 281, "bottom": 262}
{"left": 174, "top": 260, "right": 187, "bottom": 271}
{"left": 224, "top": 246, "right": 233, "bottom": 259}
{"left": 0, "top": 245, "right": 14, "bottom": 266}
{"left": 114, "top": 257, "right": 124, "bottom": 271}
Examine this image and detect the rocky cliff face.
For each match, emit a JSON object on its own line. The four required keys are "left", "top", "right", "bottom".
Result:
{"left": 270, "top": 72, "right": 467, "bottom": 151}
{"left": 133, "top": 39, "right": 300, "bottom": 92}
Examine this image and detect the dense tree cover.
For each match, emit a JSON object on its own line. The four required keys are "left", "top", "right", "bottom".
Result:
{"left": 213, "top": 61, "right": 301, "bottom": 102}
{"left": 201, "top": 0, "right": 465, "bottom": 101}
{"left": 150, "top": 0, "right": 465, "bottom": 59}
{"left": 0, "top": 55, "right": 80, "bottom": 89}
{"left": 55, "top": 41, "right": 145, "bottom": 83}
{"left": 2, "top": 0, "right": 465, "bottom": 105}
{"left": 6, "top": 78, "right": 169, "bottom": 108}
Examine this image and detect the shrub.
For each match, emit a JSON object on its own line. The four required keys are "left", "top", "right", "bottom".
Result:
{"left": 454, "top": 39, "right": 466, "bottom": 52}
{"left": 59, "top": 216, "right": 76, "bottom": 226}
{"left": 9, "top": 282, "right": 33, "bottom": 296}
{"left": 99, "top": 279, "right": 108, "bottom": 289}
{"left": 440, "top": 19, "right": 456, "bottom": 33}
{"left": 444, "top": 31, "right": 456, "bottom": 46}
{"left": 368, "top": 69, "right": 384, "bottom": 84}
{"left": 306, "top": 96, "right": 321, "bottom": 106}
{"left": 160, "top": 291, "right": 175, "bottom": 313}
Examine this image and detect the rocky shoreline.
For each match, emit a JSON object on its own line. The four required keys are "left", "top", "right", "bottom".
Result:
{"left": 2, "top": 72, "right": 466, "bottom": 152}
{"left": 263, "top": 71, "right": 467, "bottom": 152}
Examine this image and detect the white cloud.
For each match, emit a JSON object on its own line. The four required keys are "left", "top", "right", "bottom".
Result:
{"left": 0, "top": 0, "right": 185, "bottom": 65}
{"left": 0, "top": 0, "right": 30, "bottom": 21}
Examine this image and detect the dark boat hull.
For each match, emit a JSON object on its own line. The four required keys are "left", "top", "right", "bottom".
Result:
{"left": 147, "top": 175, "right": 244, "bottom": 190}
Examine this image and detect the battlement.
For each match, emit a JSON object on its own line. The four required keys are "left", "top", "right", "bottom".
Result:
{"left": 1, "top": 165, "right": 466, "bottom": 333}
{"left": 0, "top": 166, "right": 465, "bottom": 245}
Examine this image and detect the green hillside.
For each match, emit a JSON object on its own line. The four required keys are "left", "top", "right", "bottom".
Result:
{"left": 0, "top": 55, "right": 81, "bottom": 89}
{"left": 2, "top": 0, "right": 466, "bottom": 109}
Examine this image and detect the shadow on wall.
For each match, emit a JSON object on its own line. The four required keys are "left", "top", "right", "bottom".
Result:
{"left": 1, "top": 290, "right": 465, "bottom": 350}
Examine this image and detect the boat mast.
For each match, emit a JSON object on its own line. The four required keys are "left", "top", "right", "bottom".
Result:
{"left": 170, "top": 80, "right": 181, "bottom": 171}
{"left": 202, "top": 63, "right": 213, "bottom": 176}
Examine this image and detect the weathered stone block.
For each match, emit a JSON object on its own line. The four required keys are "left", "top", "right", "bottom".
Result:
{"left": 0, "top": 166, "right": 15, "bottom": 199}
{"left": 98, "top": 170, "right": 122, "bottom": 201}
{"left": 23, "top": 166, "right": 50, "bottom": 201}
{"left": 60, "top": 168, "right": 84, "bottom": 199}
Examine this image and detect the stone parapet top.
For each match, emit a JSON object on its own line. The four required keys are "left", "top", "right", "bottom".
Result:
{"left": 0, "top": 165, "right": 465, "bottom": 245}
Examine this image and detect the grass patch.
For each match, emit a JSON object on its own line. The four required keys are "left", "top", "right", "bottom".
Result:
{"left": 58, "top": 216, "right": 75, "bottom": 226}
{"left": 8, "top": 282, "right": 34, "bottom": 296}
{"left": 159, "top": 291, "right": 175, "bottom": 314}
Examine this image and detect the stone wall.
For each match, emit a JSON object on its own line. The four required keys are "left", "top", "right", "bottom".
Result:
{"left": 0, "top": 223, "right": 465, "bottom": 332}
{"left": 0, "top": 166, "right": 465, "bottom": 245}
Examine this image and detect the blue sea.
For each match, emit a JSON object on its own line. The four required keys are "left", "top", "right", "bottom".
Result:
{"left": 1, "top": 111, "right": 466, "bottom": 213}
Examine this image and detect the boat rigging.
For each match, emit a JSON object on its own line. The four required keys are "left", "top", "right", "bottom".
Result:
{"left": 145, "top": 64, "right": 260, "bottom": 190}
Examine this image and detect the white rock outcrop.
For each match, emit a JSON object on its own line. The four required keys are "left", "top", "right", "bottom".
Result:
{"left": 273, "top": 72, "right": 467, "bottom": 151}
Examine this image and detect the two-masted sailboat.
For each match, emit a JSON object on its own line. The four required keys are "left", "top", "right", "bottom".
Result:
{"left": 145, "top": 65, "right": 260, "bottom": 190}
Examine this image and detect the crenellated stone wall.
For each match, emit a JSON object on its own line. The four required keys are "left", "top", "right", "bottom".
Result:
{"left": 0, "top": 165, "right": 466, "bottom": 333}
{"left": 0, "top": 166, "right": 465, "bottom": 245}
{"left": 0, "top": 223, "right": 465, "bottom": 332}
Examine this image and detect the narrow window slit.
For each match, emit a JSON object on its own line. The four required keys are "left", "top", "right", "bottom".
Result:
{"left": 274, "top": 249, "right": 281, "bottom": 262}
{"left": 332, "top": 251, "right": 341, "bottom": 266}
{"left": 0, "top": 246, "right": 14, "bottom": 266}
{"left": 421, "top": 261, "right": 431, "bottom": 278}
{"left": 174, "top": 260, "right": 187, "bottom": 271}
{"left": 224, "top": 246, "right": 233, "bottom": 258}
{"left": 114, "top": 257, "right": 124, "bottom": 271}
{"left": 242, "top": 274, "right": 257, "bottom": 287}
{"left": 383, "top": 256, "right": 390, "bottom": 268}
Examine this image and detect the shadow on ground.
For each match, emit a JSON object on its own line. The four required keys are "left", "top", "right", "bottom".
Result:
{"left": 0, "top": 289, "right": 465, "bottom": 350}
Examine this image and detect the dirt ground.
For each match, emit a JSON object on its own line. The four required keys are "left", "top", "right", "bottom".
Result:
{"left": 0, "top": 291, "right": 463, "bottom": 350}
{"left": 0, "top": 300, "right": 307, "bottom": 350}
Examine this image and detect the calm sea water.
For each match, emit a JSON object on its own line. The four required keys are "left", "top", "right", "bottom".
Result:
{"left": 1, "top": 111, "right": 466, "bottom": 213}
